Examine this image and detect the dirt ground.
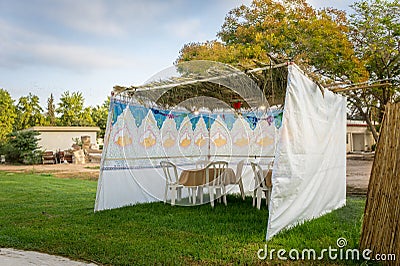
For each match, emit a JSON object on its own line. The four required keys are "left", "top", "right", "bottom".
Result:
{"left": 346, "top": 155, "right": 374, "bottom": 195}
{"left": 0, "top": 162, "right": 100, "bottom": 180}
{"left": 0, "top": 155, "right": 374, "bottom": 195}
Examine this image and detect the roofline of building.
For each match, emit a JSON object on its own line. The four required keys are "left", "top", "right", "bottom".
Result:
{"left": 347, "top": 124, "right": 369, "bottom": 127}
{"left": 346, "top": 119, "right": 377, "bottom": 127}
{"left": 25, "top": 126, "right": 101, "bottom": 132}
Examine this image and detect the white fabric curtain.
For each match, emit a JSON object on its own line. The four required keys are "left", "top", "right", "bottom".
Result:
{"left": 267, "top": 64, "right": 347, "bottom": 240}
{"left": 95, "top": 99, "right": 277, "bottom": 211}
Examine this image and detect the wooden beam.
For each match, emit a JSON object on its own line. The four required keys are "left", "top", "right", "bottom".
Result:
{"left": 247, "top": 62, "right": 289, "bottom": 73}
{"left": 330, "top": 83, "right": 392, "bottom": 93}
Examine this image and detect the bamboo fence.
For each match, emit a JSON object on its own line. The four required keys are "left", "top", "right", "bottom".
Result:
{"left": 359, "top": 102, "right": 400, "bottom": 265}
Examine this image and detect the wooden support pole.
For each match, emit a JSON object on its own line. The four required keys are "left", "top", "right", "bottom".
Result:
{"left": 330, "top": 83, "right": 392, "bottom": 93}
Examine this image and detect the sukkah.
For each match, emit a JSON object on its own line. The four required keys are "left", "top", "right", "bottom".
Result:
{"left": 95, "top": 61, "right": 346, "bottom": 240}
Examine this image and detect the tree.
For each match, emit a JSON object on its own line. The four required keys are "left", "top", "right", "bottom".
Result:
{"left": 177, "top": 40, "right": 271, "bottom": 68}
{"left": 177, "top": 0, "right": 368, "bottom": 83}
{"left": 0, "top": 89, "right": 17, "bottom": 142}
{"left": 46, "top": 93, "right": 56, "bottom": 126}
{"left": 91, "top": 97, "right": 110, "bottom": 138}
{"left": 80, "top": 107, "right": 95, "bottom": 126}
{"left": 56, "top": 91, "right": 83, "bottom": 126}
{"left": 175, "top": 0, "right": 400, "bottom": 142}
{"left": 4, "top": 130, "right": 42, "bottom": 164}
{"left": 15, "top": 93, "right": 45, "bottom": 130}
{"left": 56, "top": 91, "right": 94, "bottom": 126}
{"left": 348, "top": 0, "right": 400, "bottom": 139}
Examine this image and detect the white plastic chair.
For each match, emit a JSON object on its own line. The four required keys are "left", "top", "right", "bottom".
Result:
{"left": 193, "top": 159, "right": 209, "bottom": 203}
{"left": 235, "top": 160, "right": 246, "bottom": 200}
{"left": 250, "top": 162, "right": 272, "bottom": 210}
{"left": 195, "top": 159, "right": 209, "bottom": 169}
{"left": 203, "top": 161, "right": 228, "bottom": 207}
{"left": 160, "top": 161, "right": 183, "bottom": 206}
{"left": 0, "top": 155, "right": 5, "bottom": 164}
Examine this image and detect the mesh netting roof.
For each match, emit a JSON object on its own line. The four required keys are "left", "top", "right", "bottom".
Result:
{"left": 114, "top": 60, "right": 271, "bottom": 111}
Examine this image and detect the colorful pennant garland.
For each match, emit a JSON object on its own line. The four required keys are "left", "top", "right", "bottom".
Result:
{"left": 112, "top": 98, "right": 283, "bottom": 131}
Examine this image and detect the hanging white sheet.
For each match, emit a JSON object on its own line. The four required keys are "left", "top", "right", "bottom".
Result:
{"left": 267, "top": 64, "right": 347, "bottom": 239}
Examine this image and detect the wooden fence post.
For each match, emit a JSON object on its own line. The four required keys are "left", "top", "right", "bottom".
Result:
{"left": 359, "top": 103, "right": 400, "bottom": 265}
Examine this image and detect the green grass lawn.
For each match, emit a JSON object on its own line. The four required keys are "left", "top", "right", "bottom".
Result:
{"left": 0, "top": 171, "right": 368, "bottom": 265}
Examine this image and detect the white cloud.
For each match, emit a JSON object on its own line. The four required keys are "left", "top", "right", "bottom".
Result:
{"left": 44, "top": 1, "right": 125, "bottom": 36}
{"left": 0, "top": 19, "right": 131, "bottom": 70}
{"left": 164, "top": 18, "right": 205, "bottom": 40}
{"left": 29, "top": 43, "right": 130, "bottom": 69}
{"left": 38, "top": 0, "right": 179, "bottom": 37}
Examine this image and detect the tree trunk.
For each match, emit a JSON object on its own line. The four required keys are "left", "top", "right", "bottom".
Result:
{"left": 351, "top": 95, "right": 380, "bottom": 142}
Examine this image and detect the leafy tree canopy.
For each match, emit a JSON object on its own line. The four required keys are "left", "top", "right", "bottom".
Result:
{"left": 177, "top": 0, "right": 368, "bottom": 83}
{"left": 91, "top": 97, "right": 110, "bottom": 138}
{"left": 56, "top": 91, "right": 94, "bottom": 126}
{"left": 348, "top": 0, "right": 400, "bottom": 123}
{"left": 177, "top": 40, "right": 270, "bottom": 68}
{"left": 0, "top": 89, "right": 17, "bottom": 142}
{"left": 15, "top": 93, "right": 45, "bottom": 130}
{"left": 350, "top": 0, "right": 400, "bottom": 83}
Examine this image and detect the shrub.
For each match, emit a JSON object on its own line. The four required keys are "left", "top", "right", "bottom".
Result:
{"left": 4, "top": 130, "right": 42, "bottom": 164}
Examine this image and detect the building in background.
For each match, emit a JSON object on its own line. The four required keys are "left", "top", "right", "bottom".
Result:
{"left": 346, "top": 120, "right": 376, "bottom": 153}
{"left": 25, "top": 126, "right": 100, "bottom": 151}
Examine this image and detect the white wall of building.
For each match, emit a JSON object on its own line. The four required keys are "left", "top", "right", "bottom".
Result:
{"left": 26, "top": 127, "right": 100, "bottom": 151}
{"left": 346, "top": 121, "right": 376, "bottom": 152}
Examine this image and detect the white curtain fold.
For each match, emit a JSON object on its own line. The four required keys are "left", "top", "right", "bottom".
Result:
{"left": 266, "top": 64, "right": 346, "bottom": 240}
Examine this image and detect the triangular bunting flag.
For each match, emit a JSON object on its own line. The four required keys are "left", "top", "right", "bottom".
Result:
{"left": 242, "top": 112, "right": 259, "bottom": 130}
{"left": 111, "top": 99, "right": 127, "bottom": 125}
{"left": 188, "top": 113, "right": 201, "bottom": 131}
{"left": 221, "top": 113, "right": 236, "bottom": 131}
{"left": 151, "top": 108, "right": 168, "bottom": 129}
{"left": 129, "top": 105, "right": 149, "bottom": 127}
{"left": 171, "top": 111, "right": 187, "bottom": 130}
{"left": 202, "top": 114, "right": 218, "bottom": 131}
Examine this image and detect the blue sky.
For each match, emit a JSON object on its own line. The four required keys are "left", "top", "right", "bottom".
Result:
{"left": 0, "top": 0, "right": 356, "bottom": 107}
